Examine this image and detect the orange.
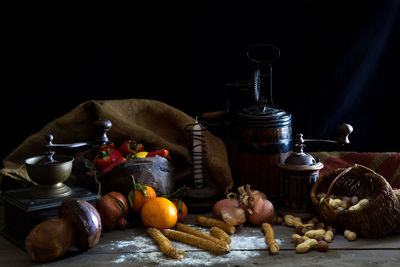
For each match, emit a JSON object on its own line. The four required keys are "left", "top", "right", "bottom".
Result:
{"left": 131, "top": 186, "right": 156, "bottom": 213}
{"left": 171, "top": 199, "right": 188, "bottom": 223}
{"left": 141, "top": 197, "right": 178, "bottom": 229}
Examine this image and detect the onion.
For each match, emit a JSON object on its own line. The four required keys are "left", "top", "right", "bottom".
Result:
{"left": 251, "top": 190, "right": 267, "bottom": 200}
{"left": 247, "top": 197, "right": 275, "bottom": 226}
{"left": 96, "top": 191, "right": 129, "bottom": 229}
{"left": 212, "top": 198, "right": 246, "bottom": 226}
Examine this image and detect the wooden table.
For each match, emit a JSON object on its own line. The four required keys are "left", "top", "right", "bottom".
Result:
{"left": 1, "top": 201, "right": 400, "bottom": 267}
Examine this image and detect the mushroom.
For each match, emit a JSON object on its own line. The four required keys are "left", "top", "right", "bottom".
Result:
{"left": 24, "top": 198, "right": 102, "bottom": 262}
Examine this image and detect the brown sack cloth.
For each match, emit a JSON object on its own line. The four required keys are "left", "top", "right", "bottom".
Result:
{"left": 0, "top": 99, "right": 233, "bottom": 193}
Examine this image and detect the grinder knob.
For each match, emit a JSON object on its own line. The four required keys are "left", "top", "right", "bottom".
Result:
{"left": 337, "top": 123, "right": 353, "bottom": 145}
{"left": 94, "top": 119, "right": 112, "bottom": 143}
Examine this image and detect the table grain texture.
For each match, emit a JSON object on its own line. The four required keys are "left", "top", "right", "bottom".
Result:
{"left": 1, "top": 200, "right": 400, "bottom": 267}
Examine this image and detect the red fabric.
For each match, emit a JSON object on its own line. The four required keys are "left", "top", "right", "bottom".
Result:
{"left": 313, "top": 152, "right": 400, "bottom": 188}
{"left": 319, "top": 157, "right": 353, "bottom": 177}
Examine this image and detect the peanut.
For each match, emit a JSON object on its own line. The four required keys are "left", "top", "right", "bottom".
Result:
{"left": 324, "top": 230, "right": 334, "bottom": 243}
{"left": 344, "top": 230, "right": 357, "bottom": 241}
{"left": 312, "top": 235, "right": 323, "bottom": 241}
{"left": 311, "top": 216, "right": 320, "bottom": 224}
{"left": 291, "top": 233, "right": 302, "bottom": 242}
{"left": 275, "top": 216, "right": 283, "bottom": 225}
{"left": 316, "top": 193, "right": 326, "bottom": 200}
{"left": 349, "top": 198, "right": 369, "bottom": 211}
{"left": 291, "top": 233, "right": 309, "bottom": 242}
{"left": 306, "top": 219, "right": 315, "bottom": 226}
{"left": 294, "top": 238, "right": 304, "bottom": 246}
{"left": 329, "top": 198, "right": 343, "bottom": 209}
{"left": 316, "top": 240, "right": 329, "bottom": 252}
{"left": 305, "top": 229, "right": 326, "bottom": 238}
{"left": 358, "top": 198, "right": 369, "bottom": 207}
{"left": 326, "top": 225, "right": 336, "bottom": 235}
{"left": 284, "top": 215, "right": 303, "bottom": 228}
{"left": 316, "top": 222, "right": 325, "bottom": 230}
{"left": 296, "top": 225, "right": 306, "bottom": 235}
{"left": 296, "top": 238, "right": 318, "bottom": 253}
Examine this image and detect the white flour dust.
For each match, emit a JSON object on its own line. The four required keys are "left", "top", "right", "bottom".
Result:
{"left": 107, "top": 225, "right": 269, "bottom": 266}
{"left": 106, "top": 236, "right": 156, "bottom": 252}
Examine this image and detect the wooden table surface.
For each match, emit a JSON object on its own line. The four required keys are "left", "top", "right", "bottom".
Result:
{"left": 1, "top": 201, "right": 400, "bottom": 267}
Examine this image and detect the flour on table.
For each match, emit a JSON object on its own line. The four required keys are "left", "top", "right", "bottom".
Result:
{"left": 109, "top": 224, "right": 268, "bottom": 265}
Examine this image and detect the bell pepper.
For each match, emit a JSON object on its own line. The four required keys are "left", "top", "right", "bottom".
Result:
{"left": 94, "top": 148, "right": 124, "bottom": 170}
{"left": 118, "top": 140, "right": 144, "bottom": 156}
{"left": 99, "top": 140, "right": 116, "bottom": 151}
{"left": 146, "top": 149, "right": 169, "bottom": 158}
{"left": 101, "top": 157, "right": 127, "bottom": 175}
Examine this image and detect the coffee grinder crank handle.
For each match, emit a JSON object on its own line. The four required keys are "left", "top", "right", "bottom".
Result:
{"left": 294, "top": 123, "right": 353, "bottom": 153}
{"left": 45, "top": 119, "right": 112, "bottom": 156}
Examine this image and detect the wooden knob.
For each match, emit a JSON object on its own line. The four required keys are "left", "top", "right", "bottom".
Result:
{"left": 94, "top": 119, "right": 112, "bottom": 143}
{"left": 337, "top": 123, "right": 353, "bottom": 144}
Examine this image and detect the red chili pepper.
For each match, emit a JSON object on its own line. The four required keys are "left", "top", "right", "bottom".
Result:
{"left": 101, "top": 157, "right": 126, "bottom": 175}
{"left": 94, "top": 148, "right": 124, "bottom": 170}
{"left": 146, "top": 149, "right": 169, "bottom": 158}
{"left": 99, "top": 140, "right": 116, "bottom": 151}
{"left": 118, "top": 140, "right": 144, "bottom": 156}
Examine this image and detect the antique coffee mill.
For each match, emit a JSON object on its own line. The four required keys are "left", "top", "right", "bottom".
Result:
{"left": 207, "top": 44, "right": 352, "bottom": 212}
{"left": 278, "top": 124, "right": 352, "bottom": 219}
{"left": 228, "top": 44, "right": 292, "bottom": 205}
{"left": 0, "top": 119, "right": 112, "bottom": 248}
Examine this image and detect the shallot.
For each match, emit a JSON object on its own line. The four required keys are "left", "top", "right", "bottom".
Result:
{"left": 213, "top": 184, "right": 275, "bottom": 226}
{"left": 247, "top": 197, "right": 275, "bottom": 226}
{"left": 212, "top": 198, "right": 246, "bottom": 226}
{"left": 96, "top": 191, "right": 129, "bottom": 229}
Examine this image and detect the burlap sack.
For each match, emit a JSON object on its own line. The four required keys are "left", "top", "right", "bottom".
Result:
{"left": 0, "top": 99, "right": 233, "bottom": 193}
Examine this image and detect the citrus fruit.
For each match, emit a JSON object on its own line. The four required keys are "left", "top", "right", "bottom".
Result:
{"left": 171, "top": 199, "right": 188, "bottom": 223}
{"left": 130, "top": 185, "right": 156, "bottom": 213}
{"left": 141, "top": 197, "right": 178, "bottom": 229}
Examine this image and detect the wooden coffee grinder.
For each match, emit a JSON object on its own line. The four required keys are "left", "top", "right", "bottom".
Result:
{"left": 278, "top": 123, "right": 353, "bottom": 219}
{"left": 0, "top": 119, "right": 111, "bottom": 248}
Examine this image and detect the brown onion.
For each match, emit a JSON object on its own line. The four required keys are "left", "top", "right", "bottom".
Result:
{"left": 251, "top": 190, "right": 267, "bottom": 200}
{"left": 96, "top": 191, "right": 129, "bottom": 229}
{"left": 247, "top": 197, "right": 275, "bottom": 226}
{"left": 212, "top": 198, "right": 246, "bottom": 226}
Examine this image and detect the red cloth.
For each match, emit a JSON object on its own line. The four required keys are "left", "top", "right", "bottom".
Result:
{"left": 310, "top": 152, "right": 400, "bottom": 188}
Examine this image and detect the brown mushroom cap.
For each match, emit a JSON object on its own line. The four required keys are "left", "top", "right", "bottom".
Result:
{"left": 59, "top": 198, "right": 102, "bottom": 251}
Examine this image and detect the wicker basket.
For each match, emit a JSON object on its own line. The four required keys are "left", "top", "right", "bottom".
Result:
{"left": 310, "top": 164, "right": 400, "bottom": 238}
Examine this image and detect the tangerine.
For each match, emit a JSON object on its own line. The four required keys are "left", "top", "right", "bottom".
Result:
{"left": 171, "top": 199, "right": 188, "bottom": 223}
{"left": 130, "top": 186, "right": 156, "bottom": 213}
{"left": 141, "top": 197, "right": 178, "bottom": 229}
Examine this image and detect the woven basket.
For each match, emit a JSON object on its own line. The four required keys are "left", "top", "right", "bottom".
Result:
{"left": 310, "top": 164, "right": 400, "bottom": 238}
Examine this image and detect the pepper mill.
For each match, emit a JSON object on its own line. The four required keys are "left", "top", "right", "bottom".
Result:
{"left": 278, "top": 123, "right": 353, "bottom": 219}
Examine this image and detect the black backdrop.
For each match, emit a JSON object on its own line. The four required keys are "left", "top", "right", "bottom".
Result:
{"left": 3, "top": 0, "right": 400, "bottom": 165}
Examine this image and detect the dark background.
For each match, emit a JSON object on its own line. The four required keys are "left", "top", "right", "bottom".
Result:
{"left": 3, "top": 0, "right": 400, "bottom": 165}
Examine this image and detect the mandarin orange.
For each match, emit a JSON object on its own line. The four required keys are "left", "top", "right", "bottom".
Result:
{"left": 141, "top": 197, "right": 178, "bottom": 229}
{"left": 131, "top": 186, "right": 156, "bottom": 213}
{"left": 171, "top": 199, "right": 188, "bottom": 223}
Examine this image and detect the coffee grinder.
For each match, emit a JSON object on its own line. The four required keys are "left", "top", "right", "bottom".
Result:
{"left": 278, "top": 123, "right": 353, "bottom": 219}
{"left": 0, "top": 119, "right": 111, "bottom": 248}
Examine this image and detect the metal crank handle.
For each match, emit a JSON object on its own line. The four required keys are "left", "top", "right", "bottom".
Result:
{"left": 45, "top": 119, "right": 112, "bottom": 150}
{"left": 303, "top": 123, "right": 353, "bottom": 145}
